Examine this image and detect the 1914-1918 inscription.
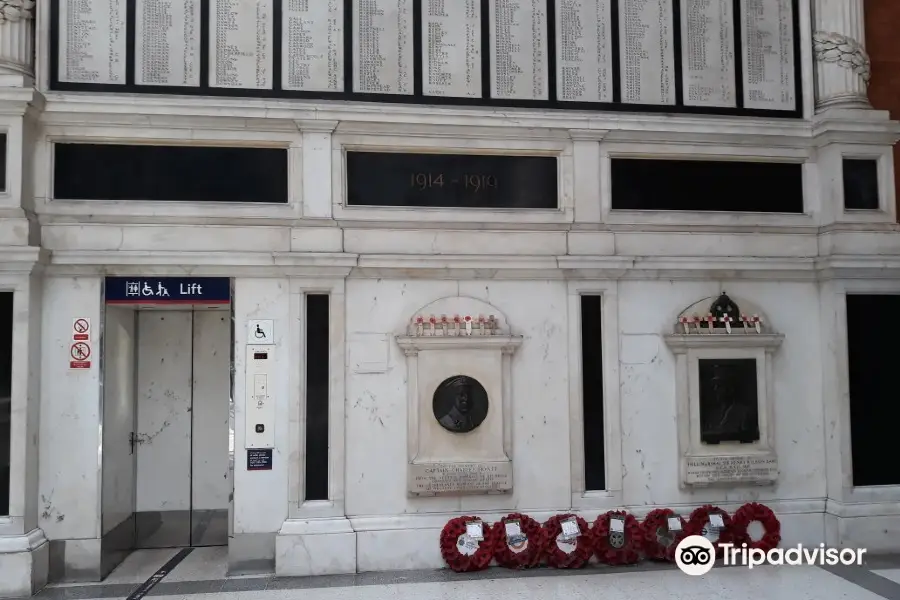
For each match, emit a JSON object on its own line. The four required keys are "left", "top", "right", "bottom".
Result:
{"left": 345, "top": 152, "right": 558, "bottom": 208}
{"left": 685, "top": 455, "right": 778, "bottom": 485}
{"left": 409, "top": 461, "right": 513, "bottom": 495}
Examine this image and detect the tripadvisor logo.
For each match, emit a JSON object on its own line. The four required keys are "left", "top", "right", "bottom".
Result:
{"left": 675, "top": 535, "right": 866, "bottom": 576}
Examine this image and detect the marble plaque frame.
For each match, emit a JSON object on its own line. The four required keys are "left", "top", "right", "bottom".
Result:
{"left": 395, "top": 296, "right": 522, "bottom": 497}
{"left": 664, "top": 295, "right": 783, "bottom": 488}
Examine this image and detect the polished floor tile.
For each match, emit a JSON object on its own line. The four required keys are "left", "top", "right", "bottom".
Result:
{"left": 876, "top": 569, "right": 900, "bottom": 585}
{"left": 101, "top": 548, "right": 180, "bottom": 584}
{"left": 167, "top": 547, "right": 229, "bottom": 582}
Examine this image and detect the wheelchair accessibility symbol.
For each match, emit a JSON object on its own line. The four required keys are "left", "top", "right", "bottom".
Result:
{"left": 248, "top": 320, "right": 274, "bottom": 345}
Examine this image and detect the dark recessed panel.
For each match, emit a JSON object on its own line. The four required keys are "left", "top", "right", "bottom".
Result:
{"left": 0, "top": 133, "right": 6, "bottom": 193}
{"left": 305, "top": 294, "right": 330, "bottom": 502}
{"left": 611, "top": 159, "right": 804, "bottom": 213}
{"left": 843, "top": 159, "right": 880, "bottom": 210}
{"left": 1, "top": 292, "right": 12, "bottom": 516}
{"left": 848, "top": 294, "right": 900, "bottom": 486}
{"left": 698, "top": 358, "right": 760, "bottom": 445}
{"left": 346, "top": 152, "right": 558, "bottom": 209}
{"left": 580, "top": 295, "right": 605, "bottom": 491}
{"left": 53, "top": 143, "right": 288, "bottom": 203}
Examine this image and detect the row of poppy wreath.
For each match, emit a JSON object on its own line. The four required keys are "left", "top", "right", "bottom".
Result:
{"left": 439, "top": 502, "right": 780, "bottom": 572}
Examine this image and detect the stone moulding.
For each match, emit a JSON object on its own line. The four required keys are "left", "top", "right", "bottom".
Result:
{"left": 813, "top": 30, "right": 871, "bottom": 82}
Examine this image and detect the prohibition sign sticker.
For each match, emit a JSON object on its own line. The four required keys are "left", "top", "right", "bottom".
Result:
{"left": 70, "top": 342, "right": 91, "bottom": 361}
{"left": 73, "top": 319, "right": 89, "bottom": 333}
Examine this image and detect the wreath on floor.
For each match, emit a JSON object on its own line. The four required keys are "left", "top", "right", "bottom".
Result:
{"left": 686, "top": 505, "right": 735, "bottom": 558}
{"left": 730, "top": 503, "right": 781, "bottom": 552}
{"left": 440, "top": 516, "right": 496, "bottom": 572}
{"left": 492, "top": 513, "right": 547, "bottom": 569}
{"left": 542, "top": 514, "right": 593, "bottom": 569}
{"left": 640, "top": 508, "right": 687, "bottom": 562}
{"left": 592, "top": 510, "right": 642, "bottom": 565}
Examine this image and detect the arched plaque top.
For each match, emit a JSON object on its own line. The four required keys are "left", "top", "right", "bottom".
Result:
{"left": 405, "top": 296, "right": 511, "bottom": 334}
{"left": 673, "top": 293, "right": 773, "bottom": 335}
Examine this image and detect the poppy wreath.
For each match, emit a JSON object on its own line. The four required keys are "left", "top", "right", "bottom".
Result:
{"left": 685, "top": 505, "right": 735, "bottom": 558}
{"left": 492, "top": 513, "right": 547, "bottom": 569}
{"left": 542, "top": 514, "right": 593, "bottom": 569}
{"left": 439, "top": 516, "right": 497, "bottom": 572}
{"left": 730, "top": 503, "right": 781, "bottom": 552}
{"left": 591, "top": 510, "right": 642, "bottom": 565}
{"left": 640, "top": 508, "right": 687, "bottom": 562}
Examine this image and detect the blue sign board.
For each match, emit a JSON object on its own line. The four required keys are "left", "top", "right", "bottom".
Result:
{"left": 247, "top": 449, "right": 273, "bottom": 471}
{"left": 105, "top": 277, "right": 231, "bottom": 304}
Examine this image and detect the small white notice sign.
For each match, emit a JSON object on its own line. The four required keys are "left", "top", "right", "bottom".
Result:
{"left": 248, "top": 320, "right": 274, "bottom": 345}
{"left": 561, "top": 518, "right": 580, "bottom": 538}
{"left": 667, "top": 516, "right": 682, "bottom": 531}
{"left": 610, "top": 517, "right": 625, "bottom": 533}
{"left": 466, "top": 521, "right": 484, "bottom": 540}
{"left": 504, "top": 521, "right": 522, "bottom": 538}
{"left": 709, "top": 513, "right": 725, "bottom": 528}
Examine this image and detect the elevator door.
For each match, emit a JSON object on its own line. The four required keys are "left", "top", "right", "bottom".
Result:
{"left": 135, "top": 310, "right": 231, "bottom": 548}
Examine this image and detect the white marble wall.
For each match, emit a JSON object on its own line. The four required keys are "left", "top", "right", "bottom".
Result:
{"left": 38, "top": 277, "right": 102, "bottom": 541}
{"left": 616, "top": 281, "right": 826, "bottom": 506}
{"left": 231, "top": 278, "right": 291, "bottom": 560}
{"left": 344, "top": 279, "right": 571, "bottom": 518}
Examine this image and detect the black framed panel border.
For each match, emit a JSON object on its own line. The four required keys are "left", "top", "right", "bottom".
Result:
{"left": 48, "top": 0, "right": 803, "bottom": 119}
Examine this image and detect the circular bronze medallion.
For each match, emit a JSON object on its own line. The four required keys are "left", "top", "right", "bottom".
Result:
{"left": 432, "top": 375, "right": 489, "bottom": 433}
{"left": 609, "top": 531, "right": 625, "bottom": 549}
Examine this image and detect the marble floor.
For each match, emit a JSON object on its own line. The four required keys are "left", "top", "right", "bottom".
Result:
{"left": 22, "top": 548, "right": 900, "bottom": 600}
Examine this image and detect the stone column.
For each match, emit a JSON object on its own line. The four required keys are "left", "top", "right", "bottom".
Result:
{"left": 813, "top": 0, "right": 871, "bottom": 110}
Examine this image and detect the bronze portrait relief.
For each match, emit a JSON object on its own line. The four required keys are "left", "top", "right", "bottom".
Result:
{"left": 432, "top": 375, "right": 489, "bottom": 433}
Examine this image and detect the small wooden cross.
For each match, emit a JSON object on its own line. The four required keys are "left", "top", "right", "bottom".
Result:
{"left": 428, "top": 315, "right": 436, "bottom": 335}
{"left": 703, "top": 313, "right": 717, "bottom": 332}
{"left": 453, "top": 315, "right": 461, "bottom": 335}
{"left": 679, "top": 315, "right": 693, "bottom": 334}
{"left": 415, "top": 316, "right": 424, "bottom": 336}
{"left": 464, "top": 315, "right": 473, "bottom": 335}
{"left": 740, "top": 314, "right": 751, "bottom": 332}
{"left": 750, "top": 314, "right": 762, "bottom": 334}
{"left": 720, "top": 314, "right": 734, "bottom": 334}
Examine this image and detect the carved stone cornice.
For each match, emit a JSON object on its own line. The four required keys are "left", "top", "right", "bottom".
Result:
{"left": 813, "top": 31, "right": 871, "bottom": 83}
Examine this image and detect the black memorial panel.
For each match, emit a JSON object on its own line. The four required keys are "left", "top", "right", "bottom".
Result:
{"left": 698, "top": 358, "right": 760, "bottom": 445}
{"left": 0, "top": 292, "right": 11, "bottom": 516}
{"left": 611, "top": 159, "right": 804, "bottom": 213}
{"left": 53, "top": 143, "right": 288, "bottom": 203}
{"left": 581, "top": 295, "right": 605, "bottom": 491}
{"left": 346, "top": 152, "right": 558, "bottom": 209}
{"left": 0, "top": 133, "right": 6, "bottom": 193}
{"left": 847, "top": 294, "right": 900, "bottom": 486}
{"left": 49, "top": 0, "right": 803, "bottom": 119}
{"left": 305, "top": 294, "right": 330, "bottom": 502}
{"left": 843, "top": 159, "right": 880, "bottom": 210}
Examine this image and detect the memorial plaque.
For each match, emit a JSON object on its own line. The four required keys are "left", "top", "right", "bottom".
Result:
{"left": 211, "top": 0, "right": 274, "bottom": 89}
{"left": 490, "top": 0, "right": 549, "bottom": 100}
{"left": 59, "top": 0, "right": 127, "bottom": 84}
{"left": 555, "top": 0, "right": 613, "bottom": 103}
{"left": 422, "top": 0, "right": 482, "bottom": 98}
{"left": 282, "top": 0, "right": 344, "bottom": 92}
{"left": 409, "top": 461, "right": 513, "bottom": 495}
{"left": 353, "top": 0, "right": 414, "bottom": 95}
{"left": 681, "top": 0, "right": 736, "bottom": 107}
{"left": 685, "top": 455, "right": 778, "bottom": 484}
{"left": 619, "top": 0, "right": 676, "bottom": 105}
{"left": 740, "top": 0, "right": 795, "bottom": 111}
{"left": 135, "top": 0, "right": 201, "bottom": 87}
{"left": 345, "top": 151, "right": 558, "bottom": 209}
{"left": 698, "top": 358, "right": 760, "bottom": 444}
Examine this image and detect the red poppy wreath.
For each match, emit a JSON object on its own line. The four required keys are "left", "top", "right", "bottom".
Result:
{"left": 730, "top": 502, "right": 781, "bottom": 552}
{"left": 492, "top": 513, "right": 547, "bottom": 569}
{"left": 640, "top": 508, "right": 687, "bottom": 562}
{"left": 440, "top": 516, "right": 496, "bottom": 572}
{"left": 542, "top": 514, "right": 593, "bottom": 569}
{"left": 685, "top": 505, "right": 735, "bottom": 558}
{"left": 592, "top": 510, "right": 641, "bottom": 565}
